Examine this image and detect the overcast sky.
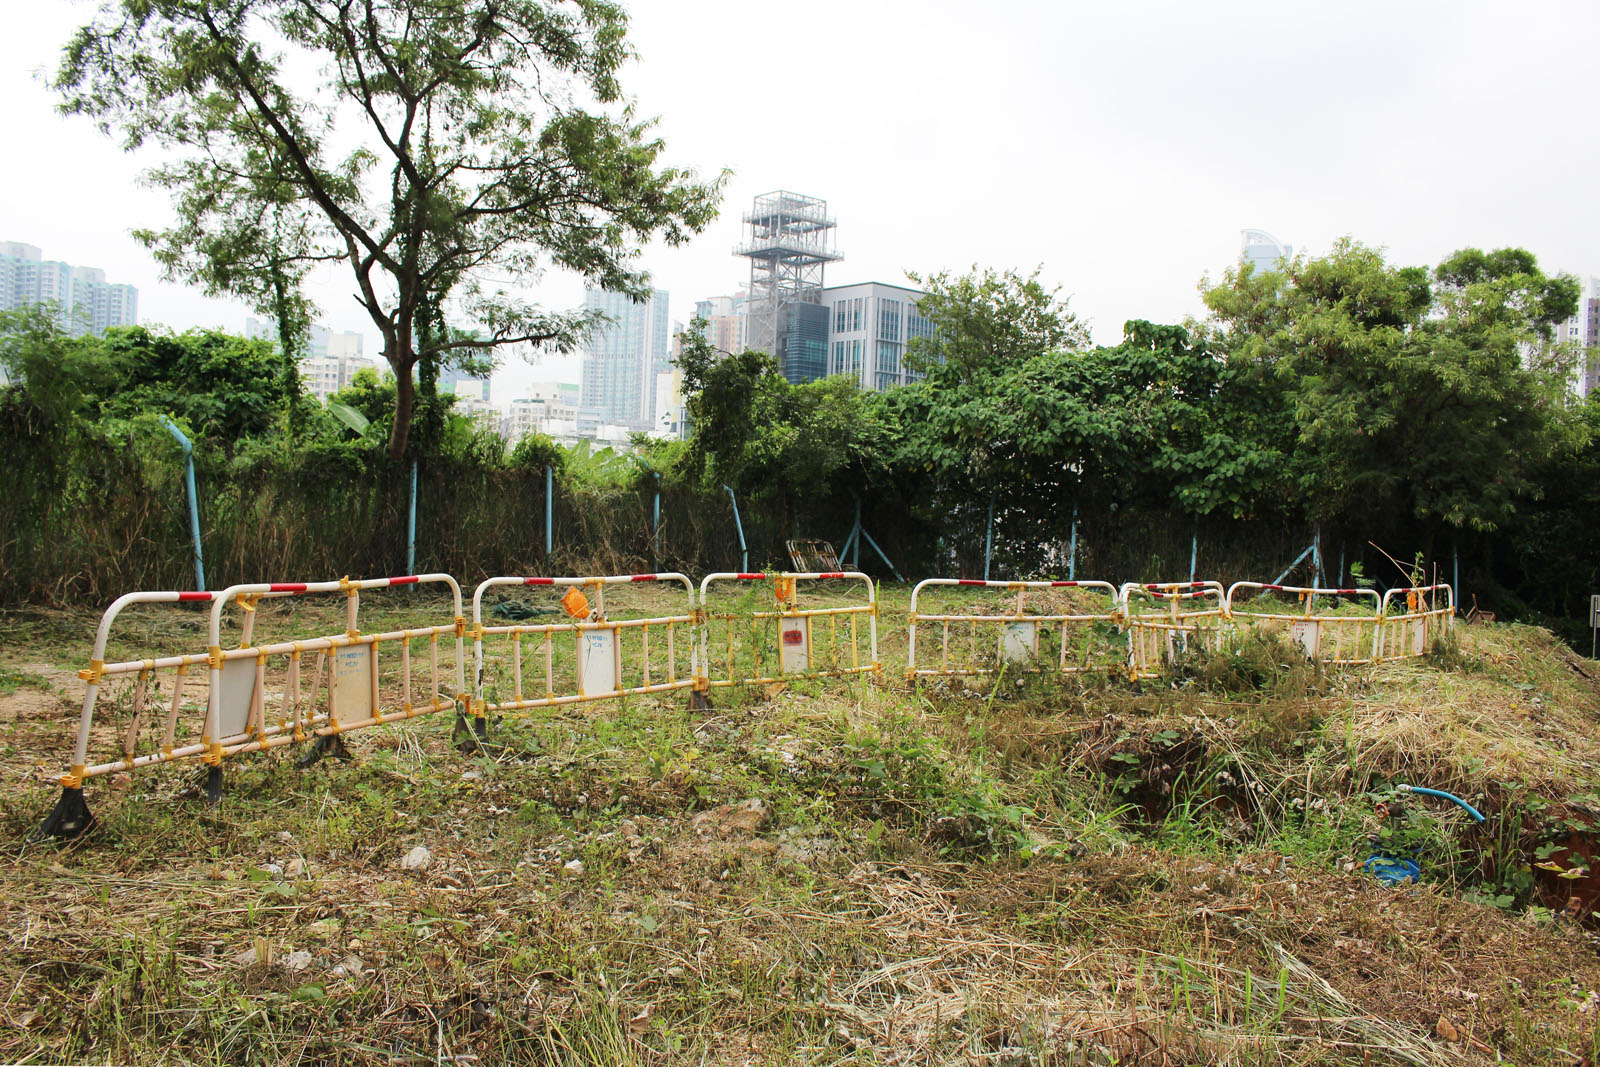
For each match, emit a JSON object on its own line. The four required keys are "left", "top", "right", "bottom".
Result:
{"left": 3, "top": 0, "right": 1597, "bottom": 395}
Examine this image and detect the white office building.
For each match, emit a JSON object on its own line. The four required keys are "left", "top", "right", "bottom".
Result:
{"left": 821, "top": 281, "right": 935, "bottom": 392}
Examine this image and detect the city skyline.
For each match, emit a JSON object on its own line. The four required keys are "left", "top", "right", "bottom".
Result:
{"left": 3, "top": 2, "right": 1598, "bottom": 402}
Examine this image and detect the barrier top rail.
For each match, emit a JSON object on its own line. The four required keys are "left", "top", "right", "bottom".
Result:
{"left": 909, "top": 578, "right": 1123, "bottom": 616}
{"left": 1225, "top": 582, "right": 1383, "bottom": 614}
{"left": 1122, "top": 581, "right": 1226, "bottom": 604}
{"left": 472, "top": 572, "right": 694, "bottom": 626}
{"left": 1381, "top": 583, "right": 1455, "bottom": 616}
{"left": 699, "top": 571, "right": 876, "bottom": 604}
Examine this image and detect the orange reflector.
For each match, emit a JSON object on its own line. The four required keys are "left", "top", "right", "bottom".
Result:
{"left": 775, "top": 577, "right": 796, "bottom": 605}
{"left": 561, "top": 586, "right": 590, "bottom": 620}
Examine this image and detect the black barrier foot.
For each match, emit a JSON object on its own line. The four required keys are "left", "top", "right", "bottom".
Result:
{"left": 33, "top": 786, "right": 93, "bottom": 841}
{"left": 453, "top": 714, "right": 494, "bottom": 754}
{"left": 202, "top": 765, "right": 223, "bottom": 806}
{"left": 296, "top": 733, "right": 354, "bottom": 769}
{"left": 689, "top": 689, "right": 714, "bottom": 712}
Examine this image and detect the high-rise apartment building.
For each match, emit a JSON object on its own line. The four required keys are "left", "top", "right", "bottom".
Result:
{"left": 692, "top": 293, "right": 748, "bottom": 355}
{"left": 1240, "top": 229, "right": 1293, "bottom": 276}
{"left": 579, "top": 287, "right": 671, "bottom": 430}
{"left": 1, "top": 242, "right": 138, "bottom": 335}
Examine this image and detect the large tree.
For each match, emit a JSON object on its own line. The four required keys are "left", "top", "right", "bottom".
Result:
{"left": 57, "top": 0, "right": 724, "bottom": 458}
{"left": 1201, "top": 239, "right": 1584, "bottom": 533}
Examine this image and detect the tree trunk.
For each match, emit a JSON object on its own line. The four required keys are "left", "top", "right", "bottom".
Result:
{"left": 389, "top": 360, "right": 414, "bottom": 460}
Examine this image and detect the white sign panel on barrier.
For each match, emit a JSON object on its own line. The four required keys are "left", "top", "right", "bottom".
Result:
{"left": 580, "top": 629, "right": 618, "bottom": 695}
{"left": 333, "top": 645, "right": 373, "bottom": 722}
{"left": 1000, "top": 621, "right": 1037, "bottom": 664}
{"left": 217, "top": 658, "right": 257, "bottom": 737}
{"left": 779, "top": 617, "right": 810, "bottom": 673}
{"left": 1290, "top": 619, "right": 1320, "bottom": 659}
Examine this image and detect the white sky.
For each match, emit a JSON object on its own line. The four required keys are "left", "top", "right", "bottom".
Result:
{"left": 3, "top": 0, "right": 1597, "bottom": 398}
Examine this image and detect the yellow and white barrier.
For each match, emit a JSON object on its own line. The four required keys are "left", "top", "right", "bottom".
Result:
{"left": 470, "top": 574, "right": 698, "bottom": 720}
{"left": 200, "top": 574, "right": 467, "bottom": 759}
{"left": 1224, "top": 582, "right": 1385, "bottom": 664}
{"left": 698, "top": 571, "right": 879, "bottom": 690}
{"left": 1376, "top": 583, "right": 1455, "bottom": 660}
{"left": 40, "top": 575, "right": 467, "bottom": 837}
{"left": 906, "top": 578, "right": 1123, "bottom": 680}
{"left": 1123, "top": 581, "right": 1228, "bottom": 679}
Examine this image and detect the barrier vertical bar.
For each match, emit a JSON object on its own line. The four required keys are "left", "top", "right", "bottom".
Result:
{"left": 406, "top": 459, "right": 418, "bottom": 575}
{"left": 159, "top": 417, "right": 206, "bottom": 592}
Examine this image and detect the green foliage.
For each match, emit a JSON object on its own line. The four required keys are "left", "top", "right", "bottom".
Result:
{"left": 1201, "top": 239, "right": 1587, "bottom": 532}
{"left": 57, "top": 0, "right": 726, "bottom": 458}
{"left": 904, "top": 266, "right": 1090, "bottom": 382}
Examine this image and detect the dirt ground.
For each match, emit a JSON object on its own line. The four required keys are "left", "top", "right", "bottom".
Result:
{"left": 2, "top": 596, "right": 1600, "bottom": 1065}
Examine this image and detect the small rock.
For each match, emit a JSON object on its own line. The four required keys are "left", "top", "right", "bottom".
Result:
{"left": 401, "top": 845, "right": 432, "bottom": 871}
{"left": 460, "top": 770, "right": 481, "bottom": 781}
{"left": 690, "top": 799, "right": 771, "bottom": 838}
{"left": 285, "top": 857, "right": 305, "bottom": 878}
{"left": 233, "top": 946, "right": 260, "bottom": 966}
{"left": 329, "top": 955, "right": 365, "bottom": 978}
{"left": 277, "top": 830, "right": 295, "bottom": 844}
{"left": 261, "top": 862, "right": 284, "bottom": 877}
{"left": 282, "top": 950, "right": 314, "bottom": 973}
{"left": 564, "top": 859, "right": 585, "bottom": 875}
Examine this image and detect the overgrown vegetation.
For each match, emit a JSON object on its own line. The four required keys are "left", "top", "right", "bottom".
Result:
{"left": 3, "top": 596, "right": 1600, "bottom": 1064}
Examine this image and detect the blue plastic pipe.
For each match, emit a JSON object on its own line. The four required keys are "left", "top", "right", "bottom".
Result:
{"left": 1397, "top": 784, "right": 1487, "bottom": 825}
{"left": 159, "top": 417, "right": 206, "bottom": 592}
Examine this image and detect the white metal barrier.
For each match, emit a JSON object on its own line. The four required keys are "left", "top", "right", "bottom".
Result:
{"left": 470, "top": 574, "right": 698, "bottom": 719}
{"left": 906, "top": 578, "right": 1124, "bottom": 680}
{"left": 699, "top": 572, "right": 879, "bottom": 689}
{"left": 1122, "top": 581, "right": 1228, "bottom": 678}
{"left": 1224, "top": 583, "right": 1385, "bottom": 664}
{"left": 1377, "top": 583, "right": 1455, "bottom": 660}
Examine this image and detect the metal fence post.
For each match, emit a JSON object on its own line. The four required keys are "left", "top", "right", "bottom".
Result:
{"left": 159, "top": 416, "right": 205, "bottom": 592}
{"left": 723, "top": 485, "right": 748, "bottom": 572}
{"left": 545, "top": 465, "right": 553, "bottom": 558}
{"left": 983, "top": 491, "right": 996, "bottom": 581}
{"left": 1068, "top": 504, "right": 1078, "bottom": 582}
{"left": 406, "top": 459, "right": 418, "bottom": 574}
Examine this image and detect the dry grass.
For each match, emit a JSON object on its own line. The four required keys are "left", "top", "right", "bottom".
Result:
{"left": 2, "top": 603, "right": 1600, "bottom": 1064}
